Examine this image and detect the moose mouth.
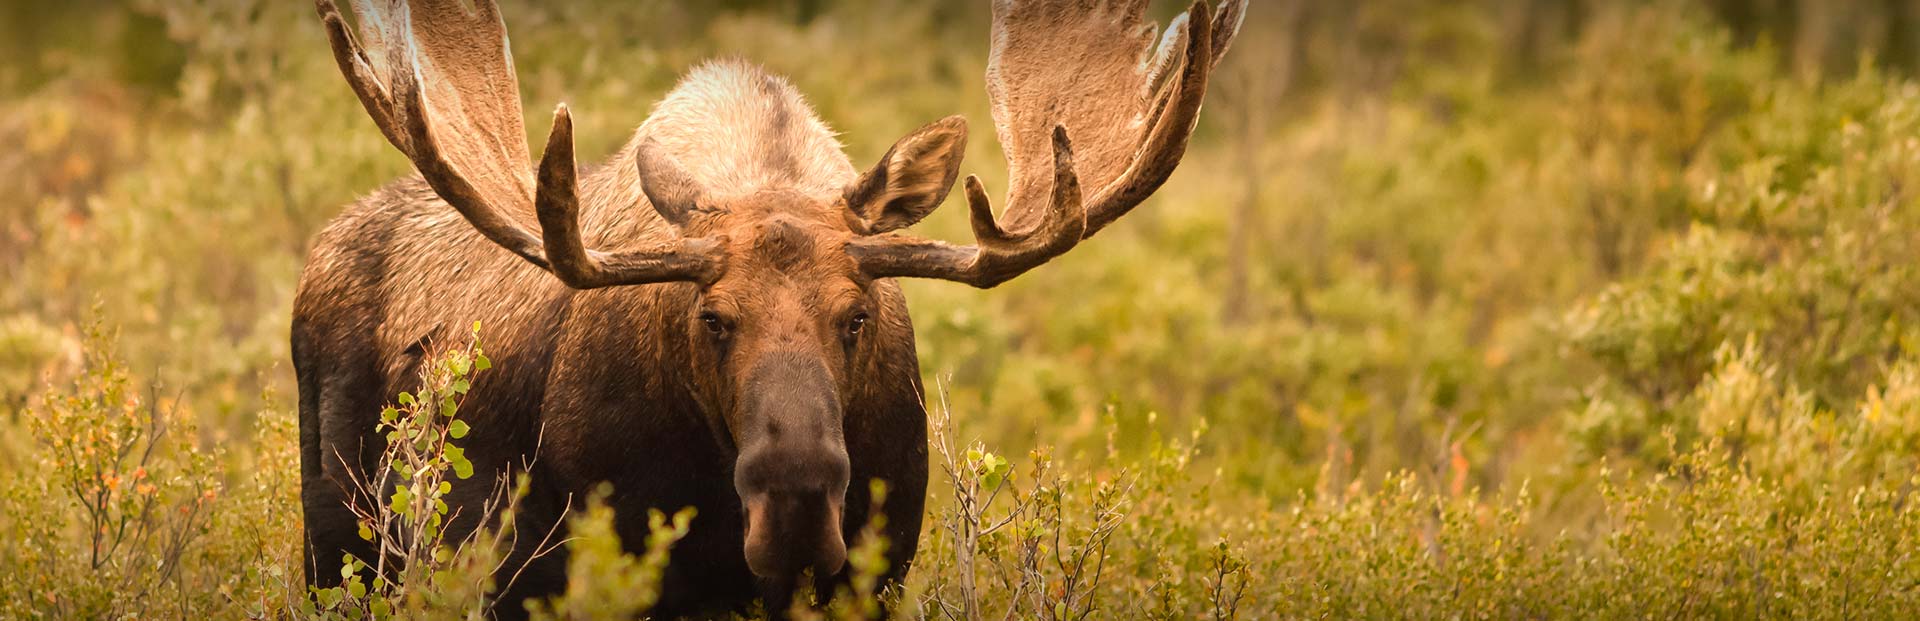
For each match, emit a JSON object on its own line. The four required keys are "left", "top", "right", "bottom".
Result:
{"left": 741, "top": 490, "right": 847, "bottom": 578}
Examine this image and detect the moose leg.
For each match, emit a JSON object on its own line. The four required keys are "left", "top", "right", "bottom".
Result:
{"left": 299, "top": 343, "right": 385, "bottom": 589}
{"left": 483, "top": 481, "right": 572, "bottom": 621}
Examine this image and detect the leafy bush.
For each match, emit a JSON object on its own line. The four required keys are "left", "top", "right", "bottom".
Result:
{"left": 300, "top": 327, "right": 508, "bottom": 620}
{"left": 526, "top": 492, "right": 694, "bottom": 620}
{"left": 0, "top": 323, "right": 295, "bottom": 619}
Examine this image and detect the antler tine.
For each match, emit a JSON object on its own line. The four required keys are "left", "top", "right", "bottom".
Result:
{"left": 970, "top": 125, "right": 1087, "bottom": 284}
{"left": 318, "top": 0, "right": 720, "bottom": 288}
{"left": 852, "top": 126, "right": 1082, "bottom": 287}
{"left": 535, "top": 105, "right": 724, "bottom": 288}
{"left": 318, "top": 0, "right": 401, "bottom": 154}
{"left": 1207, "top": 0, "right": 1249, "bottom": 66}
{"left": 1083, "top": 0, "right": 1214, "bottom": 238}
{"left": 318, "top": 0, "right": 548, "bottom": 267}
{"left": 849, "top": 0, "right": 1241, "bottom": 288}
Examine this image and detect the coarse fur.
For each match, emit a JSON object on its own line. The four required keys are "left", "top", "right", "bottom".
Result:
{"left": 294, "top": 60, "right": 930, "bottom": 617}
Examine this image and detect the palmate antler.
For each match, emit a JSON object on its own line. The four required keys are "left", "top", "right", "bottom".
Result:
{"left": 848, "top": 0, "right": 1247, "bottom": 288}
{"left": 317, "top": 0, "right": 722, "bottom": 288}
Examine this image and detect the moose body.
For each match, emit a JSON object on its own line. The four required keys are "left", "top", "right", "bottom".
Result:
{"left": 295, "top": 61, "right": 932, "bottom": 612}
{"left": 296, "top": 0, "right": 1242, "bottom": 617}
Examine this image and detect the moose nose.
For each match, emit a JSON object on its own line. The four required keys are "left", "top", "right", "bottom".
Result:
{"left": 733, "top": 352, "right": 852, "bottom": 579}
{"left": 741, "top": 487, "right": 848, "bottom": 577}
{"left": 736, "top": 444, "right": 852, "bottom": 578}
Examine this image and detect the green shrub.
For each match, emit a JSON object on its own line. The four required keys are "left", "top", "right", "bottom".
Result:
{"left": 0, "top": 324, "right": 248, "bottom": 618}
{"left": 526, "top": 492, "right": 694, "bottom": 621}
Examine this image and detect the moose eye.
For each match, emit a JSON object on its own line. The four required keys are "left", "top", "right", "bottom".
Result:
{"left": 698, "top": 312, "right": 727, "bottom": 336}
{"left": 846, "top": 312, "right": 869, "bottom": 337}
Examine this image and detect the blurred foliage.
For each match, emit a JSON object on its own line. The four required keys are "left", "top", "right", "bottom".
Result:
{"left": 5, "top": 0, "right": 1920, "bottom": 617}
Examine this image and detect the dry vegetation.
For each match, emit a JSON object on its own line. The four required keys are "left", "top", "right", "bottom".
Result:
{"left": 5, "top": 0, "right": 1920, "bottom": 618}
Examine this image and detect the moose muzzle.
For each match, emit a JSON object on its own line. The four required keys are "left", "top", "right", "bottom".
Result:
{"left": 732, "top": 352, "right": 852, "bottom": 579}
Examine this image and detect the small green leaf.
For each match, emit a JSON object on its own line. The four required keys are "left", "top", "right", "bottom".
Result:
{"left": 397, "top": 392, "right": 415, "bottom": 406}
{"left": 447, "top": 446, "right": 474, "bottom": 479}
{"left": 449, "top": 419, "right": 470, "bottom": 439}
{"left": 357, "top": 521, "right": 373, "bottom": 541}
{"left": 451, "top": 377, "right": 471, "bottom": 395}
{"left": 475, "top": 353, "right": 492, "bottom": 371}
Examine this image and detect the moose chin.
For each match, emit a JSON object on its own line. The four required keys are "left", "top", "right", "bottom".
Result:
{"left": 293, "top": 0, "right": 1245, "bottom": 617}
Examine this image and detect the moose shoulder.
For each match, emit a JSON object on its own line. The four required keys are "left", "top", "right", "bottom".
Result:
{"left": 293, "top": 0, "right": 1245, "bottom": 617}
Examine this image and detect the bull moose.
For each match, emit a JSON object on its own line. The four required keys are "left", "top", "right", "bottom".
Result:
{"left": 293, "top": 0, "right": 1245, "bottom": 616}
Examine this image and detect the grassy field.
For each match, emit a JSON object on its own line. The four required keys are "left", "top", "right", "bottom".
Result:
{"left": 4, "top": 0, "right": 1920, "bottom": 618}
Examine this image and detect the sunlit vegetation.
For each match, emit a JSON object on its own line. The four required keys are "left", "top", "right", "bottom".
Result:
{"left": 4, "top": 0, "right": 1920, "bottom": 618}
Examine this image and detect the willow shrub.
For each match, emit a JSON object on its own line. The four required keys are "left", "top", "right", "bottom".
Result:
{"left": 3, "top": 324, "right": 1919, "bottom": 618}
{"left": 906, "top": 364, "right": 1920, "bottom": 620}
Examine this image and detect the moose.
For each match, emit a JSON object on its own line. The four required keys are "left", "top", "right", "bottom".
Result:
{"left": 294, "top": 0, "right": 1244, "bottom": 616}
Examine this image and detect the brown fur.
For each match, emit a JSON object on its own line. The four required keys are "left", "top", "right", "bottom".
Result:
{"left": 296, "top": 61, "right": 936, "bottom": 618}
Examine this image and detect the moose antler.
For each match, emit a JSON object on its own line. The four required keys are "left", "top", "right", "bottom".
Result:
{"left": 317, "top": 0, "right": 721, "bottom": 287}
{"left": 848, "top": 0, "right": 1246, "bottom": 287}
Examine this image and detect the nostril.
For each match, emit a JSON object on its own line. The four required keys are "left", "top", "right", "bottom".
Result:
{"left": 816, "top": 498, "right": 847, "bottom": 574}
{"left": 734, "top": 443, "right": 851, "bottom": 498}
{"left": 740, "top": 491, "right": 848, "bottom": 579}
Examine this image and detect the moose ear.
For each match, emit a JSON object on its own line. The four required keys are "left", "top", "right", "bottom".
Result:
{"left": 845, "top": 116, "right": 968, "bottom": 234}
{"left": 636, "top": 141, "right": 709, "bottom": 228}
